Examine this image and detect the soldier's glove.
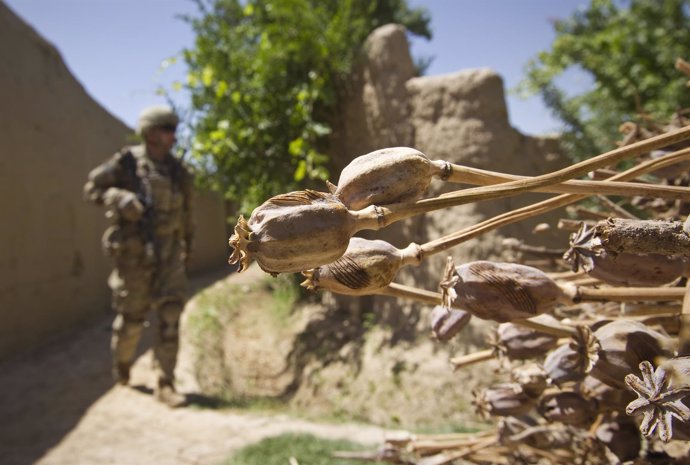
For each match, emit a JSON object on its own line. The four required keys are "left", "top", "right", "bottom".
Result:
{"left": 104, "top": 188, "right": 145, "bottom": 222}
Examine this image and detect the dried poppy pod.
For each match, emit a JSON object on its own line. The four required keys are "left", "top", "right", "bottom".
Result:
{"left": 537, "top": 390, "right": 597, "bottom": 427}
{"left": 564, "top": 223, "right": 688, "bottom": 287}
{"left": 594, "top": 418, "right": 642, "bottom": 462}
{"left": 331, "top": 147, "right": 447, "bottom": 210}
{"left": 659, "top": 356, "right": 690, "bottom": 387}
{"left": 473, "top": 383, "right": 537, "bottom": 418}
{"left": 228, "top": 190, "right": 377, "bottom": 275}
{"left": 544, "top": 344, "right": 584, "bottom": 386}
{"left": 543, "top": 326, "right": 599, "bottom": 386}
{"left": 624, "top": 359, "right": 690, "bottom": 442}
{"left": 300, "top": 237, "right": 422, "bottom": 295}
{"left": 439, "top": 258, "right": 569, "bottom": 323}
{"left": 492, "top": 316, "right": 560, "bottom": 360}
{"left": 581, "top": 375, "right": 635, "bottom": 414}
{"left": 428, "top": 305, "right": 472, "bottom": 342}
{"left": 511, "top": 363, "right": 548, "bottom": 398}
{"left": 592, "top": 319, "right": 674, "bottom": 390}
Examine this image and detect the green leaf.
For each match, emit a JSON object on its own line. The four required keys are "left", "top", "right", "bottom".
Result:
{"left": 294, "top": 160, "right": 307, "bottom": 181}
{"left": 176, "top": 0, "right": 432, "bottom": 216}
{"left": 216, "top": 80, "right": 229, "bottom": 98}
{"left": 186, "top": 72, "right": 199, "bottom": 87}
{"left": 201, "top": 66, "right": 214, "bottom": 87}
{"left": 288, "top": 138, "right": 304, "bottom": 156}
{"left": 515, "top": 0, "right": 690, "bottom": 160}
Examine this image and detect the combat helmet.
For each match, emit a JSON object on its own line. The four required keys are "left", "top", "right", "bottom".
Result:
{"left": 136, "top": 105, "right": 179, "bottom": 135}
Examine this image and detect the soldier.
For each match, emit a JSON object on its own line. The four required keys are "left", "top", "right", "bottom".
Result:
{"left": 84, "top": 105, "right": 194, "bottom": 407}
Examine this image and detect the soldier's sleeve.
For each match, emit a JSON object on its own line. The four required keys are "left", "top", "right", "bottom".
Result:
{"left": 83, "top": 153, "right": 123, "bottom": 206}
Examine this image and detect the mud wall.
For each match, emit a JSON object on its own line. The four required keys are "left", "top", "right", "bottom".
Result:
{"left": 328, "top": 24, "right": 568, "bottom": 316}
{"left": 0, "top": 3, "right": 228, "bottom": 360}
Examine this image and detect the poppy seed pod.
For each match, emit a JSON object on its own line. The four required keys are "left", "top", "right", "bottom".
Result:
{"left": 428, "top": 305, "right": 472, "bottom": 342}
{"left": 543, "top": 326, "right": 599, "bottom": 386}
{"left": 332, "top": 147, "right": 447, "bottom": 210}
{"left": 591, "top": 319, "right": 674, "bottom": 390}
{"left": 595, "top": 418, "right": 642, "bottom": 462}
{"left": 228, "top": 190, "right": 361, "bottom": 275}
{"left": 564, "top": 223, "right": 688, "bottom": 287}
{"left": 581, "top": 375, "right": 635, "bottom": 414}
{"left": 511, "top": 363, "right": 548, "bottom": 398}
{"left": 538, "top": 390, "right": 596, "bottom": 427}
{"left": 493, "top": 316, "right": 560, "bottom": 360}
{"left": 429, "top": 305, "right": 450, "bottom": 333}
{"left": 300, "top": 237, "right": 422, "bottom": 295}
{"left": 659, "top": 356, "right": 690, "bottom": 387}
{"left": 440, "top": 258, "right": 568, "bottom": 323}
{"left": 473, "top": 383, "right": 537, "bottom": 418}
{"left": 544, "top": 344, "right": 585, "bottom": 386}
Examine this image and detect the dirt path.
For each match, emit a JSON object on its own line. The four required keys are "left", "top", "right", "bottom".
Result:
{"left": 0, "top": 268, "right": 389, "bottom": 465}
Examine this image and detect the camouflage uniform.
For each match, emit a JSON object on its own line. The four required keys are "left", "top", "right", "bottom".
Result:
{"left": 84, "top": 107, "right": 193, "bottom": 395}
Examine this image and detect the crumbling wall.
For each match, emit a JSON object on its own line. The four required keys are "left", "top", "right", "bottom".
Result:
{"left": 0, "top": 3, "right": 228, "bottom": 360}
{"left": 328, "top": 24, "right": 567, "bottom": 318}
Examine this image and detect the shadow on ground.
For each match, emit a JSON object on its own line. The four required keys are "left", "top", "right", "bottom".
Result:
{"left": 0, "top": 265, "right": 232, "bottom": 465}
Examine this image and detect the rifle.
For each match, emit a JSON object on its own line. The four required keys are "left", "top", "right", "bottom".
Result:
{"left": 138, "top": 173, "right": 158, "bottom": 265}
{"left": 121, "top": 150, "right": 159, "bottom": 265}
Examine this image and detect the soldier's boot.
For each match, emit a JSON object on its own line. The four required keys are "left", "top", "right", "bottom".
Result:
{"left": 154, "top": 380, "right": 186, "bottom": 408}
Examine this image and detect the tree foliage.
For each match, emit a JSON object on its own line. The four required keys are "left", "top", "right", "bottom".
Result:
{"left": 518, "top": 0, "right": 690, "bottom": 159}
{"left": 181, "top": 0, "right": 431, "bottom": 213}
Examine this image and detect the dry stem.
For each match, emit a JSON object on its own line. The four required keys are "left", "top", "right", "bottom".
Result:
{"left": 622, "top": 303, "right": 682, "bottom": 316}
{"left": 410, "top": 437, "right": 487, "bottom": 455}
{"left": 419, "top": 146, "right": 690, "bottom": 257}
{"left": 416, "top": 436, "right": 498, "bottom": 465}
{"left": 378, "top": 283, "right": 577, "bottom": 338}
{"left": 679, "top": 283, "right": 690, "bottom": 355}
{"left": 595, "top": 195, "right": 640, "bottom": 220}
{"left": 375, "top": 126, "right": 690, "bottom": 228}
{"left": 451, "top": 338, "right": 571, "bottom": 369}
{"left": 449, "top": 349, "right": 494, "bottom": 370}
{"left": 444, "top": 163, "right": 690, "bottom": 201}
{"left": 570, "top": 286, "right": 686, "bottom": 302}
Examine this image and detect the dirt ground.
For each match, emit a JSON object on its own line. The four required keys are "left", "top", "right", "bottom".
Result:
{"left": 184, "top": 265, "right": 493, "bottom": 432}
{"left": 0, "top": 268, "right": 390, "bottom": 465}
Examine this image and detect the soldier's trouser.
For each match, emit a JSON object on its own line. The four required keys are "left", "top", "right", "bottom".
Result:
{"left": 153, "top": 300, "right": 184, "bottom": 385}
{"left": 110, "top": 298, "right": 184, "bottom": 384}
{"left": 108, "top": 239, "right": 187, "bottom": 384}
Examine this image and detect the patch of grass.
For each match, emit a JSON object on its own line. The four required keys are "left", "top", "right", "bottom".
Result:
{"left": 263, "top": 274, "right": 301, "bottom": 322}
{"left": 391, "top": 360, "right": 407, "bottom": 387}
{"left": 186, "top": 276, "right": 306, "bottom": 410}
{"left": 186, "top": 282, "right": 251, "bottom": 401}
{"left": 225, "top": 433, "right": 387, "bottom": 465}
{"left": 187, "top": 283, "right": 245, "bottom": 337}
{"left": 186, "top": 392, "right": 287, "bottom": 412}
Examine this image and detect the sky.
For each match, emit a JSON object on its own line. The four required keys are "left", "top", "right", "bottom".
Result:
{"left": 5, "top": 0, "right": 590, "bottom": 136}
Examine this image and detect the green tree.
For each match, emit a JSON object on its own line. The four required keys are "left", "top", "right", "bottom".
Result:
{"left": 518, "top": 0, "right": 690, "bottom": 159}
{"left": 180, "top": 0, "right": 431, "bottom": 214}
